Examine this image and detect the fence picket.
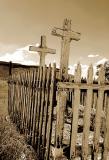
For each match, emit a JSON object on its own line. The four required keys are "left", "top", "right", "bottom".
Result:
{"left": 8, "top": 62, "right": 109, "bottom": 160}
{"left": 31, "top": 69, "right": 40, "bottom": 146}
{"left": 38, "top": 66, "right": 47, "bottom": 155}
{"left": 94, "top": 65, "right": 105, "bottom": 159}
{"left": 35, "top": 67, "right": 43, "bottom": 150}
{"left": 55, "top": 90, "right": 67, "bottom": 148}
{"left": 42, "top": 64, "right": 51, "bottom": 158}
{"left": 45, "top": 63, "right": 56, "bottom": 160}
{"left": 82, "top": 65, "right": 93, "bottom": 159}
{"left": 70, "top": 63, "right": 81, "bottom": 159}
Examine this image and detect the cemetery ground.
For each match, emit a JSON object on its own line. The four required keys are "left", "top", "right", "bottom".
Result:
{"left": 0, "top": 80, "right": 37, "bottom": 160}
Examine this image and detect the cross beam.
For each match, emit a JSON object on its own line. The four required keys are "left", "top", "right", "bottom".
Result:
{"left": 52, "top": 19, "right": 81, "bottom": 80}
{"left": 29, "top": 35, "right": 56, "bottom": 66}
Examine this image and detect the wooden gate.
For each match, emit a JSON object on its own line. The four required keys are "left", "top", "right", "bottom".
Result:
{"left": 54, "top": 63, "right": 109, "bottom": 160}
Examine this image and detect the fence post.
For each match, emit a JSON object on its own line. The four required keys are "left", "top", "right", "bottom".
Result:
{"left": 70, "top": 63, "right": 81, "bottom": 159}
{"left": 82, "top": 64, "right": 93, "bottom": 159}
{"left": 52, "top": 90, "right": 67, "bottom": 159}
{"left": 94, "top": 65, "right": 105, "bottom": 159}
{"left": 45, "top": 63, "right": 56, "bottom": 160}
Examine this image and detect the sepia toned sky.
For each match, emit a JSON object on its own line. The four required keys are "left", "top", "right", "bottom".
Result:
{"left": 0, "top": 0, "right": 109, "bottom": 73}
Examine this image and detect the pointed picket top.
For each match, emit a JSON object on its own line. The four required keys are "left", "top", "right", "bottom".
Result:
{"left": 53, "top": 62, "right": 56, "bottom": 70}
{"left": 74, "top": 62, "right": 81, "bottom": 83}
{"left": 98, "top": 65, "right": 105, "bottom": 84}
{"left": 87, "top": 64, "right": 93, "bottom": 84}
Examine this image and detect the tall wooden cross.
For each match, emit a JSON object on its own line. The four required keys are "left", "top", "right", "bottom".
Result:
{"left": 29, "top": 35, "right": 56, "bottom": 66}
{"left": 52, "top": 19, "right": 81, "bottom": 80}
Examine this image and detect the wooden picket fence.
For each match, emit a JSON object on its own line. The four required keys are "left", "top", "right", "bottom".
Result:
{"left": 8, "top": 64, "right": 56, "bottom": 160}
{"left": 55, "top": 63, "right": 109, "bottom": 159}
{"left": 8, "top": 63, "right": 109, "bottom": 160}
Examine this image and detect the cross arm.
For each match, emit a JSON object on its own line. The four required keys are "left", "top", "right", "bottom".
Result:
{"left": 29, "top": 46, "right": 38, "bottom": 52}
{"left": 70, "top": 31, "right": 81, "bottom": 41}
{"left": 46, "top": 48, "right": 56, "bottom": 54}
{"left": 29, "top": 46, "right": 56, "bottom": 54}
{"left": 51, "top": 27, "right": 63, "bottom": 38}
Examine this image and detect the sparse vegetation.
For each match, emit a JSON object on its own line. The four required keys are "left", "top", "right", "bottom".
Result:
{"left": 0, "top": 117, "right": 38, "bottom": 160}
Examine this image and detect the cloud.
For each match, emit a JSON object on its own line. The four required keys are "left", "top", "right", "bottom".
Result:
{"left": 0, "top": 45, "right": 39, "bottom": 65}
{"left": 68, "top": 64, "right": 89, "bottom": 78}
{"left": 69, "top": 64, "right": 97, "bottom": 78}
{"left": 88, "top": 54, "right": 99, "bottom": 58}
{"left": 96, "top": 58, "right": 109, "bottom": 65}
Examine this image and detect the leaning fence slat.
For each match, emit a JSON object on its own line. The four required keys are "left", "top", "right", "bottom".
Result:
{"left": 15, "top": 75, "right": 20, "bottom": 128}
{"left": 29, "top": 70, "right": 36, "bottom": 141}
{"left": 38, "top": 66, "right": 47, "bottom": 155}
{"left": 94, "top": 65, "right": 105, "bottom": 159}
{"left": 19, "top": 73, "right": 23, "bottom": 130}
{"left": 22, "top": 72, "right": 27, "bottom": 133}
{"left": 18, "top": 74, "right": 23, "bottom": 131}
{"left": 45, "top": 63, "right": 56, "bottom": 160}
{"left": 23, "top": 72, "right": 28, "bottom": 137}
{"left": 82, "top": 64, "right": 93, "bottom": 160}
{"left": 26, "top": 71, "right": 32, "bottom": 134}
{"left": 31, "top": 69, "right": 40, "bottom": 146}
{"left": 70, "top": 63, "right": 81, "bottom": 159}
{"left": 42, "top": 64, "right": 51, "bottom": 158}
{"left": 35, "top": 67, "right": 43, "bottom": 149}
{"left": 23, "top": 72, "right": 28, "bottom": 134}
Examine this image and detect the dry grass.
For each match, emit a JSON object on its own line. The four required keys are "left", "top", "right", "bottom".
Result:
{"left": 0, "top": 117, "right": 38, "bottom": 160}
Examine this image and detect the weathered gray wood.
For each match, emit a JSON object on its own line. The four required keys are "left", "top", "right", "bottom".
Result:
{"left": 53, "top": 90, "right": 67, "bottom": 159}
{"left": 52, "top": 19, "right": 80, "bottom": 80}
{"left": 55, "top": 90, "right": 67, "bottom": 147}
{"left": 29, "top": 36, "right": 56, "bottom": 66}
{"left": 38, "top": 66, "right": 47, "bottom": 154}
{"left": 70, "top": 63, "right": 81, "bottom": 159}
{"left": 82, "top": 65, "right": 93, "bottom": 160}
{"left": 93, "top": 92, "right": 98, "bottom": 109}
{"left": 27, "top": 71, "right": 33, "bottom": 134}
{"left": 24, "top": 71, "right": 30, "bottom": 136}
{"left": 45, "top": 63, "right": 56, "bottom": 160}
{"left": 57, "top": 82, "right": 109, "bottom": 90}
{"left": 31, "top": 69, "right": 40, "bottom": 146}
{"left": 94, "top": 65, "right": 105, "bottom": 160}
{"left": 21, "top": 72, "right": 27, "bottom": 133}
{"left": 35, "top": 67, "right": 43, "bottom": 149}
{"left": 42, "top": 64, "right": 51, "bottom": 158}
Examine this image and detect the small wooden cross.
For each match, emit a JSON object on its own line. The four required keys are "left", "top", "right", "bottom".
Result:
{"left": 52, "top": 19, "right": 81, "bottom": 80}
{"left": 29, "top": 35, "right": 56, "bottom": 66}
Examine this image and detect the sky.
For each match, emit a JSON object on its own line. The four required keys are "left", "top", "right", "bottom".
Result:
{"left": 0, "top": 0, "right": 109, "bottom": 76}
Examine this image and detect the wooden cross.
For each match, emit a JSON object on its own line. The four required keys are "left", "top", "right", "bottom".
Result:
{"left": 52, "top": 19, "right": 81, "bottom": 80}
{"left": 29, "top": 35, "right": 56, "bottom": 66}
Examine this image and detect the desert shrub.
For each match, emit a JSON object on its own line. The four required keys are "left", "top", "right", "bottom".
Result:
{"left": 0, "top": 118, "right": 38, "bottom": 160}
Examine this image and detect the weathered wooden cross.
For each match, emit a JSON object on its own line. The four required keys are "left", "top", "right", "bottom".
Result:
{"left": 29, "top": 35, "right": 56, "bottom": 66}
{"left": 52, "top": 19, "right": 81, "bottom": 80}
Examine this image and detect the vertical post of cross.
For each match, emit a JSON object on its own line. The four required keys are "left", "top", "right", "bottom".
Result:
{"left": 52, "top": 19, "right": 81, "bottom": 81}
{"left": 29, "top": 35, "right": 56, "bottom": 67}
